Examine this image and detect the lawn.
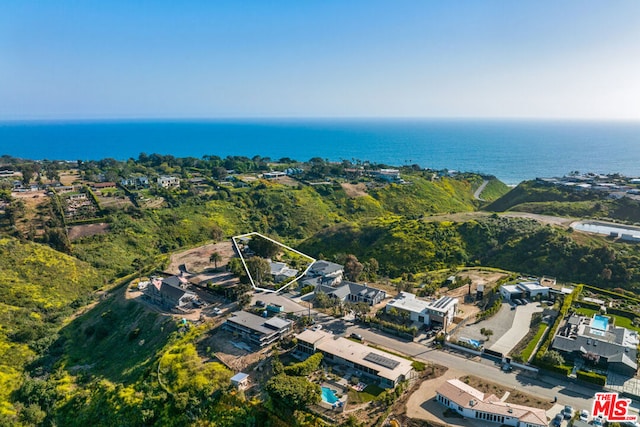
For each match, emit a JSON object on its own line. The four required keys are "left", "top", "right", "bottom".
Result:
{"left": 347, "top": 384, "right": 384, "bottom": 403}
{"left": 520, "top": 323, "right": 547, "bottom": 362}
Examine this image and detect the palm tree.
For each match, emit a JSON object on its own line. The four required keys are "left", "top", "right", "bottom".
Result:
{"left": 209, "top": 251, "right": 221, "bottom": 270}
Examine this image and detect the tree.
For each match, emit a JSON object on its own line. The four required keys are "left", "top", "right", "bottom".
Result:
{"left": 246, "top": 256, "right": 270, "bottom": 285}
{"left": 265, "top": 374, "right": 321, "bottom": 416}
{"left": 344, "top": 254, "right": 363, "bottom": 282}
{"left": 248, "top": 236, "right": 279, "bottom": 259}
{"left": 542, "top": 350, "right": 565, "bottom": 367}
{"left": 209, "top": 251, "right": 222, "bottom": 269}
{"left": 480, "top": 328, "right": 494, "bottom": 341}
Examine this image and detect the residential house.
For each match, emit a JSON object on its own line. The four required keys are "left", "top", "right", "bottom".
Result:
{"left": 263, "top": 171, "right": 286, "bottom": 179}
{"left": 91, "top": 182, "right": 117, "bottom": 190}
{"left": 269, "top": 261, "right": 299, "bottom": 283}
{"left": 435, "top": 378, "right": 547, "bottom": 427}
{"left": 551, "top": 314, "right": 638, "bottom": 376}
{"left": 144, "top": 276, "right": 198, "bottom": 310}
{"left": 230, "top": 372, "right": 250, "bottom": 390}
{"left": 224, "top": 311, "right": 292, "bottom": 347}
{"left": 157, "top": 175, "right": 180, "bottom": 189}
{"left": 385, "top": 293, "right": 458, "bottom": 328}
{"left": 296, "top": 329, "right": 413, "bottom": 388}
{"left": 316, "top": 281, "right": 386, "bottom": 306}
{"left": 301, "top": 260, "right": 344, "bottom": 287}
{"left": 499, "top": 281, "right": 550, "bottom": 302}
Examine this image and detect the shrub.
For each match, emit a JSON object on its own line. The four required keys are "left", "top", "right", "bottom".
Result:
{"left": 577, "top": 370, "right": 606, "bottom": 386}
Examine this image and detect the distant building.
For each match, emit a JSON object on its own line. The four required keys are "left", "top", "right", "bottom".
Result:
{"left": 157, "top": 175, "right": 180, "bottom": 188}
{"left": 551, "top": 313, "right": 638, "bottom": 376}
{"left": 262, "top": 171, "right": 286, "bottom": 179}
{"left": 91, "top": 182, "right": 116, "bottom": 190}
{"left": 385, "top": 293, "right": 458, "bottom": 328}
{"left": 224, "top": 311, "right": 292, "bottom": 347}
{"left": 435, "top": 378, "right": 547, "bottom": 427}
{"left": 372, "top": 169, "right": 402, "bottom": 183}
{"left": 296, "top": 329, "right": 414, "bottom": 388}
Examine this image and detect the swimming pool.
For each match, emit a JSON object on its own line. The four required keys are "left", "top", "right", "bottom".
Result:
{"left": 592, "top": 315, "right": 609, "bottom": 331}
{"left": 321, "top": 387, "right": 339, "bottom": 404}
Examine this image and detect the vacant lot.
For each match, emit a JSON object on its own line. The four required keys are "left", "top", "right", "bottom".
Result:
{"left": 68, "top": 223, "right": 110, "bottom": 240}
{"left": 341, "top": 182, "right": 368, "bottom": 197}
{"left": 166, "top": 240, "right": 236, "bottom": 275}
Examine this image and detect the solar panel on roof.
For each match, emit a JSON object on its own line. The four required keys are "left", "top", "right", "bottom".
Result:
{"left": 363, "top": 352, "right": 400, "bottom": 369}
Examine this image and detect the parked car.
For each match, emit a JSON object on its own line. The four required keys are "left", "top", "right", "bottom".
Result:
{"left": 593, "top": 415, "right": 604, "bottom": 427}
{"left": 522, "top": 298, "right": 530, "bottom": 304}
{"left": 579, "top": 410, "right": 589, "bottom": 422}
{"left": 563, "top": 405, "right": 573, "bottom": 419}
{"left": 513, "top": 299, "right": 523, "bottom": 305}
{"left": 350, "top": 333, "right": 363, "bottom": 341}
{"left": 553, "top": 413, "right": 563, "bottom": 427}
{"left": 311, "top": 324, "right": 322, "bottom": 331}
{"left": 256, "top": 300, "right": 265, "bottom": 307}
{"left": 212, "top": 307, "right": 222, "bottom": 315}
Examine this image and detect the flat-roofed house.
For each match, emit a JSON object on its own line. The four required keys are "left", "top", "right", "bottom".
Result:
{"left": 224, "top": 311, "right": 292, "bottom": 347}
{"left": 296, "top": 329, "right": 413, "bottom": 388}
{"left": 436, "top": 379, "right": 547, "bottom": 427}
{"left": 385, "top": 293, "right": 458, "bottom": 327}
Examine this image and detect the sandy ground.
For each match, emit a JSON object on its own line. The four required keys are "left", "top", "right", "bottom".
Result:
{"left": 67, "top": 223, "right": 110, "bottom": 240}
{"left": 440, "top": 269, "right": 509, "bottom": 324}
{"left": 59, "top": 170, "right": 81, "bottom": 186}
{"left": 341, "top": 182, "right": 368, "bottom": 197}
{"left": 166, "top": 240, "right": 236, "bottom": 275}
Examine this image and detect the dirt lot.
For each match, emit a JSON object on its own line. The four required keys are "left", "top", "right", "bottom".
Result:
{"left": 59, "top": 170, "right": 81, "bottom": 186}
{"left": 440, "top": 269, "right": 509, "bottom": 323}
{"left": 166, "top": 240, "right": 236, "bottom": 275}
{"left": 67, "top": 223, "right": 110, "bottom": 240}
{"left": 11, "top": 190, "right": 50, "bottom": 236}
{"left": 199, "top": 328, "right": 273, "bottom": 372}
{"left": 97, "top": 195, "right": 133, "bottom": 210}
{"left": 341, "top": 182, "right": 368, "bottom": 197}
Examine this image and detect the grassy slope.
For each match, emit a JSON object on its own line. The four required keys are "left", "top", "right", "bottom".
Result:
{"left": 0, "top": 237, "right": 99, "bottom": 416}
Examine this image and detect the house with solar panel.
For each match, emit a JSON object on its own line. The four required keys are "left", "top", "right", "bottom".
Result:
{"left": 296, "top": 329, "right": 414, "bottom": 388}
{"left": 385, "top": 292, "right": 458, "bottom": 329}
{"left": 551, "top": 313, "right": 639, "bottom": 376}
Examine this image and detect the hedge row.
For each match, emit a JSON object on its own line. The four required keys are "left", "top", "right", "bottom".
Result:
{"left": 534, "top": 285, "right": 583, "bottom": 365}
{"left": 299, "top": 285, "right": 315, "bottom": 296}
{"left": 476, "top": 296, "right": 503, "bottom": 321}
{"left": 577, "top": 370, "right": 606, "bottom": 386}
{"left": 583, "top": 284, "right": 640, "bottom": 304}
{"left": 362, "top": 316, "right": 418, "bottom": 337}
{"left": 535, "top": 361, "right": 572, "bottom": 376}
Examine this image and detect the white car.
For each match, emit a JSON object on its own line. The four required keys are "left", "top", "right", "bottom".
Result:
{"left": 579, "top": 409, "right": 589, "bottom": 422}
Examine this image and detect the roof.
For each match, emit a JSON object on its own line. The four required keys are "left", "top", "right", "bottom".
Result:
{"left": 227, "top": 311, "right": 292, "bottom": 336}
{"left": 296, "top": 329, "right": 412, "bottom": 382}
{"left": 386, "top": 293, "right": 431, "bottom": 314}
{"left": 230, "top": 372, "right": 249, "bottom": 383}
{"left": 163, "top": 276, "right": 187, "bottom": 288}
{"left": 317, "top": 281, "right": 386, "bottom": 302}
{"left": 436, "top": 379, "right": 547, "bottom": 426}
{"left": 309, "top": 260, "right": 343, "bottom": 276}
{"left": 430, "top": 296, "right": 457, "bottom": 312}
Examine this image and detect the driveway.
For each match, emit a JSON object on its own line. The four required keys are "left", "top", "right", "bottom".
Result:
{"left": 457, "top": 302, "right": 543, "bottom": 355}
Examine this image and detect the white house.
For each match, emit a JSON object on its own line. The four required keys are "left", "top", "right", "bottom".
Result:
{"left": 157, "top": 175, "right": 180, "bottom": 188}
{"left": 436, "top": 379, "right": 547, "bottom": 427}
{"left": 385, "top": 293, "right": 458, "bottom": 328}
{"left": 499, "top": 281, "right": 550, "bottom": 301}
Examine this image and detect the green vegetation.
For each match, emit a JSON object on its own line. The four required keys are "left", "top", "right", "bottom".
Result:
{"left": 577, "top": 370, "right": 607, "bottom": 386}
{"left": 347, "top": 384, "right": 384, "bottom": 404}
{"left": 519, "top": 323, "right": 547, "bottom": 363}
{"left": 4, "top": 154, "right": 640, "bottom": 425}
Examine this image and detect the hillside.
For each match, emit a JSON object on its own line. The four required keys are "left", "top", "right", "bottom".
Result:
{"left": 300, "top": 215, "right": 640, "bottom": 290}
{"left": 0, "top": 237, "right": 100, "bottom": 418}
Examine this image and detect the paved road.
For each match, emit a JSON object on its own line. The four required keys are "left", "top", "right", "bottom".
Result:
{"left": 335, "top": 320, "right": 598, "bottom": 412}
{"left": 474, "top": 180, "right": 489, "bottom": 201}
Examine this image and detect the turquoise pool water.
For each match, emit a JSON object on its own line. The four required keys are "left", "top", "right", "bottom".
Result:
{"left": 592, "top": 315, "right": 609, "bottom": 331}
{"left": 321, "top": 387, "right": 339, "bottom": 404}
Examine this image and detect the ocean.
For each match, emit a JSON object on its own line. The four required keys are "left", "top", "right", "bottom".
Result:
{"left": 1, "top": 119, "right": 639, "bottom": 185}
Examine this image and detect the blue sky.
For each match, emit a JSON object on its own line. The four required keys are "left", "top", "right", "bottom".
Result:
{"left": 1, "top": 1, "right": 639, "bottom": 120}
